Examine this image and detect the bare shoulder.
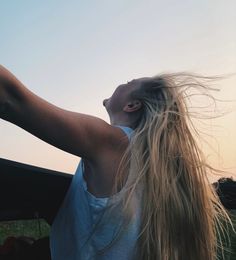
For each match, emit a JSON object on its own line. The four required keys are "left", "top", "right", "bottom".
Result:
{"left": 100, "top": 125, "right": 130, "bottom": 151}
{"left": 83, "top": 126, "right": 130, "bottom": 197}
{"left": 91, "top": 124, "right": 130, "bottom": 165}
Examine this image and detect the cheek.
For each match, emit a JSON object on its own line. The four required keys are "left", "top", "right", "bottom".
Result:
{"left": 109, "top": 94, "right": 123, "bottom": 113}
{"left": 107, "top": 85, "right": 127, "bottom": 113}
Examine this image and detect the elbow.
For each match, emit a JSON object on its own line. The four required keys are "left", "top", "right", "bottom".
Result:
{"left": 0, "top": 83, "right": 10, "bottom": 119}
{"left": 0, "top": 99, "right": 9, "bottom": 119}
{"left": 0, "top": 99, "right": 14, "bottom": 121}
{"left": 1, "top": 94, "right": 27, "bottom": 126}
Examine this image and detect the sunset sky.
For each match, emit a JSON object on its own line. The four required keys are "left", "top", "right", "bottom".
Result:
{"left": 0, "top": 0, "right": 235, "bottom": 182}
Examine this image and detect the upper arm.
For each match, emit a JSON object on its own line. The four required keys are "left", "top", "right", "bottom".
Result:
{"left": 5, "top": 84, "right": 123, "bottom": 160}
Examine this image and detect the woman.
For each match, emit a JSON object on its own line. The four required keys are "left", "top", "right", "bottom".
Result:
{"left": 0, "top": 65, "right": 233, "bottom": 260}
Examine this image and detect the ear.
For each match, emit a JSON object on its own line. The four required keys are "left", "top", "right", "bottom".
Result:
{"left": 123, "top": 100, "right": 142, "bottom": 113}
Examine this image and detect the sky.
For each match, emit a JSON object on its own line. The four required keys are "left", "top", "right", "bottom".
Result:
{"left": 0, "top": 0, "right": 236, "bottom": 182}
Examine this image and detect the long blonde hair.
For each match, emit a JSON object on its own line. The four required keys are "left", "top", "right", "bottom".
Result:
{"left": 113, "top": 73, "right": 234, "bottom": 260}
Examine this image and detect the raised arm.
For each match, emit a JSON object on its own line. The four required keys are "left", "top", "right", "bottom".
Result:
{"left": 0, "top": 65, "right": 124, "bottom": 161}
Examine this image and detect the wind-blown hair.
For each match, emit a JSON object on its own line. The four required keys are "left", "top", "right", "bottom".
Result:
{"left": 113, "top": 73, "right": 234, "bottom": 260}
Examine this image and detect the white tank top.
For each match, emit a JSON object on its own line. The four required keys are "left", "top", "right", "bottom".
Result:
{"left": 50, "top": 126, "right": 142, "bottom": 260}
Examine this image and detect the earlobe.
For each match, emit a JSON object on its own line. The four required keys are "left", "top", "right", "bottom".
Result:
{"left": 123, "top": 100, "right": 142, "bottom": 112}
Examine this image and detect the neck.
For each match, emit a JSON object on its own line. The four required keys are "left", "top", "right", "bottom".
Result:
{"left": 111, "top": 113, "right": 140, "bottom": 129}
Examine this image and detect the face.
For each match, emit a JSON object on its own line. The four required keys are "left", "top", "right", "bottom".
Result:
{"left": 103, "top": 83, "right": 130, "bottom": 115}
{"left": 103, "top": 77, "right": 151, "bottom": 121}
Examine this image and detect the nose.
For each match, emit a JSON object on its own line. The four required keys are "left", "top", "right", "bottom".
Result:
{"left": 103, "top": 99, "right": 108, "bottom": 107}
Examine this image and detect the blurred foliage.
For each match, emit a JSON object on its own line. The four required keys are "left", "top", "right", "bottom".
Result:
{"left": 0, "top": 219, "right": 50, "bottom": 245}
{"left": 217, "top": 210, "right": 236, "bottom": 260}
{"left": 0, "top": 211, "right": 235, "bottom": 259}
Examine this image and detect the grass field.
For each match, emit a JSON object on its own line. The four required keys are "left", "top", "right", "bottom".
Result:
{"left": 0, "top": 219, "right": 50, "bottom": 245}
{"left": 0, "top": 211, "right": 235, "bottom": 259}
{"left": 219, "top": 210, "right": 236, "bottom": 260}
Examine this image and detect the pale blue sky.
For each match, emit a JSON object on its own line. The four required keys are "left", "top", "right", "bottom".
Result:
{"left": 0, "top": 0, "right": 236, "bottom": 181}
